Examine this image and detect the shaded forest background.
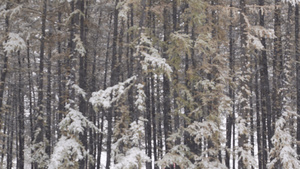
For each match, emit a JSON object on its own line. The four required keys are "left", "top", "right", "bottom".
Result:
{"left": 1, "top": 0, "right": 300, "bottom": 168}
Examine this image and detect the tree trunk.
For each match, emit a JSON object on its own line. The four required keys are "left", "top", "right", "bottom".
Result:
{"left": 238, "top": 0, "right": 248, "bottom": 168}
{"left": 258, "top": 0, "right": 271, "bottom": 168}
{"left": 272, "top": 0, "right": 283, "bottom": 151}
{"left": 106, "top": 0, "right": 119, "bottom": 168}
{"left": 255, "top": 57, "right": 262, "bottom": 169}
{"left": 45, "top": 34, "right": 52, "bottom": 158}
{"left": 127, "top": 4, "right": 135, "bottom": 122}
{"left": 145, "top": 76, "right": 152, "bottom": 169}
{"left": 226, "top": 1, "right": 234, "bottom": 166}
{"left": 163, "top": 5, "right": 172, "bottom": 158}
{"left": 18, "top": 51, "right": 25, "bottom": 169}
{"left": 157, "top": 77, "right": 163, "bottom": 160}
{"left": 35, "top": 1, "right": 47, "bottom": 168}
{"left": 57, "top": 11, "right": 64, "bottom": 138}
{"left": 296, "top": 3, "right": 300, "bottom": 157}
{"left": 78, "top": 0, "right": 88, "bottom": 168}
{"left": 0, "top": 1, "right": 10, "bottom": 133}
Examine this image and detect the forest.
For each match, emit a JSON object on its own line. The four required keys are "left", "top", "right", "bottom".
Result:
{"left": 1, "top": 0, "right": 300, "bottom": 168}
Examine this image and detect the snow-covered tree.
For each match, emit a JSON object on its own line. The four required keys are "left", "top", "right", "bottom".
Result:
{"left": 113, "top": 118, "right": 150, "bottom": 169}
{"left": 268, "top": 112, "right": 300, "bottom": 169}
{"left": 48, "top": 105, "right": 99, "bottom": 169}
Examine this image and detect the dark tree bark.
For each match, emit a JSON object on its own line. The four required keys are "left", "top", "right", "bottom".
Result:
{"left": 57, "top": 10, "right": 64, "bottom": 138}
{"left": 7, "top": 101, "right": 14, "bottom": 169}
{"left": 78, "top": 0, "right": 88, "bottom": 168}
{"left": 255, "top": 55, "right": 262, "bottom": 169}
{"left": 35, "top": 1, "right": 47, "bottom": 168}
{"left": 18, "top": 51, "right": 25, "bottom": 169}
{"left": 45, "top": 34, "right": 52, "bottom": 158}
{"left": 226, "top": 1, "right": 234, "bottom": 166}
{"left": 258, "top": 0, "right": 271, "bottom": 168}
{"left": 96, "top": 13, "right": 112, "bottom": 169}
{"left": 118, "top": 19, "right": 125, "bottom": 82}
{"left": 145, "top": 76, "right": 152, "bottom": 169}
{"left": 238, "top": 0, "right": 248, "bottom": 168}
{"left": 106, "top": 0, "right": 120, "bottom": 168}
{"left": 26, "top": 40, "right": 35, "bottom": 169}
{"left": 157, "top": 77, "right": 163, "bottom": 160}
{"left": 0, "top": 1, "right": 10, "bottom": 133}
{"left": 296, "top": 3, "right": 300, "bottom": 157}
{"left": 163, "top": 4, "right": 172, "bottom": 155}
{"left": 151, "top": 72, "right": 158, "bottom": 169}
{"left": 272, "top": 0, "right": 283, "bottom": 151}
{"left": 127, "top": 4, "right": 135, "bottom": 122}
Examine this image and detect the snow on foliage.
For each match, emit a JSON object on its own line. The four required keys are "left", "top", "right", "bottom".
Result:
{"left": 48, "top": 136, "right": 84, "bottom": 169}
{"left": 236, "top": 117, "right": 249, "bottom": 135}
{"left": 90, "top": 76, "right": 136, "bottom": 109}
{"left": 218, "top": 94, "right": 232, "bottom": 113}
{"left": 30, "top": 141, "right": 49, "bottom": 168}
{"left": 0, "top": 4, "right": 22, "bottom": 19}
{"left": 72, "top": 84, "right": 87, "bottom": 100}
{"left": 129, "top": 117, "right": 146, "bottom": 146}
{"left": 59, "top": 105, "right": 99, "bottom": 134}
{"left": 3, "top": 33, "right": 26, "bottom": 53}
{"left": 268, "top": 113, "right": 300, "bottom": 169}
{"left": 157, "top": 145, "right": 194, "bottom": 169}
{"left": 137, "top": 33, "right": 173, "bottom": 79}
{"left": 194, "top": 151, "right": 227, "bottom": 169}
{"left": 65, "top": 9, "right": 85, "bottom": 25}
{"left": 282, "top": 0, "right": 300, "bottom": 6}
{"left": 73, "top": 34, "right": 86, "bottom": 56}
{"left": 247, "top": 33, "right": 264, "bottom": 50}
{"left": 169, "top": 32, "right": 192, "bottom": 55}
{"left": 49, "top": 105, "right": 98, "bottom": 169}
{"left": 113, "top": 118, "right": 150, "bottom": 169}
{"left": 135, "top": 83, "right": 146, "bottom": 112}
{"left": 114, "top": 147, "right": 150, "bottom": 169}
{"left": 187, "top": 121, "right": 220, "bottom": 143}
{"left": 185, "top": 120, "right": 226, "bottom": 168}
{"left": 252, "top": 26, "right": 275, "bottom": 39}
{"left": 236, "top": 144, "right": 258, "bottom": 169}
{"left": 117, "top": 0, "right": 140, "bottom": 20}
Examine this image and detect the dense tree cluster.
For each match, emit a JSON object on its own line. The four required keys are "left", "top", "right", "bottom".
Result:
{"left": 1, "top": 0, "right": 300, "bottom": 168}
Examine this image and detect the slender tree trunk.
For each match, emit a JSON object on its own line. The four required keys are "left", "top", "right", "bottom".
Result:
{"left": 1, "top": 111, "right": 8, "bottom": 167}
{"left": 272, "top": 0, "right": 283, "bottom": 151}
{"left": 157, "top": 77, "right": 163, "bottom": 160}
{"left": 45, "top": 34, "right": 52, "bottom": 158}
{"left": 0, "top": 1, "right": 10, "bottom": 132}
{"left": 7, "top": 105, "right": 14, "bottom": 169}
{"left": 78, "top": 0, "right": 87, "bottom": 168}
{"left": 238, "top": 0, "right": 248, "bottom": 168}
{"left": 27, "top": 40, "right": 34, "bottom": 169}
{"left": 18, "top": 51, "right": 25, "bottom": 169}
{"left": 57, "top": 11, "right": 64, "bottom": 138}
{"left": 145, "top": 76, "right": 152, "bottom": 169}
{"left": 226, "top": 1, "right": 234, "bottom": 166}
{"left": 151, "top": 72, "right": 158, "bottom": 169}
{"left": 97, "top": 13, "right": 112, "bottom": 169}
{"left": 255, "top": 57, "right": 262, "bottom": 169}
{"left": 106, "top": 0, "right": 119, "bottom": 168}
{"left": 128, "top": 4, "right": 135, "bottom": 122}
{"left": 250, "top": 58, "right": 255, "bottom": 160}
{"left": 295, "top": 3, "right": 300, "bottom": 157}
{"left": 35, "top": 1, "right": 47, "bottom": 168}
{"left": 118, "top": 19, "right": 125, "bottom": 82}
{"left": 163, "top": 5, "right": 172, "bottom": 159}
{"left": 258, "top": 0, "right": 271, "bottom": 168}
